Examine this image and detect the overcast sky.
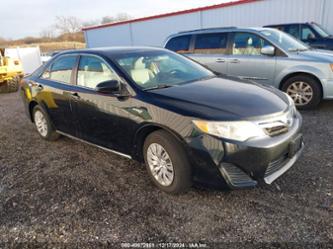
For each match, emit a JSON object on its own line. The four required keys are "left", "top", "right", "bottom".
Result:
{"left": 0, "top": 0, "right": 231, "bottom": 39}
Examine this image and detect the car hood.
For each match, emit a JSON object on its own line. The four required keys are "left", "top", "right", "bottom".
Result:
{"left": 297, "top": 49, "right": 333, "bottom": 62}
{"left": 147, "top": 77, "right": 289, "bottom": 121}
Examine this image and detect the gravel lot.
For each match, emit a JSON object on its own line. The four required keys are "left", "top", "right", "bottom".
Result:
{"left": 0, "top": 92, "right": 332, "bottom": 248}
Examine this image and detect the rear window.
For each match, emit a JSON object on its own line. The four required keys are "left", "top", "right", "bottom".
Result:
{"left": 194, "top": 33, "right": 228, "bottom": 54}
{"left": 165, "top": 35, "right": 191, "bottom": 53}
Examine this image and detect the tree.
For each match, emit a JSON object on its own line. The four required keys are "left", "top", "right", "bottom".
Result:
{"left": 55, "top": 16, "right": 82, "bottom": 34}
{"left": 101, "top": 13, "right": 132, "bottom": 24}
{"left": 40, "top": 26, "right": 55, "bottom": 40}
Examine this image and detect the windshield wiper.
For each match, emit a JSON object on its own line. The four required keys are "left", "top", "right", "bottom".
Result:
{"left": 143, "top": 84, "right": 174, "bottom": 91}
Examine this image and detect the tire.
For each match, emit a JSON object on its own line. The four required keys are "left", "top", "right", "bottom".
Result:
{"left": 281, "top": 75, "right": 322, "bottom": 110}
{"left": 7, "top": 76, "right": 20, "bottom": 92}
{"left": 0, "top": 77, "right": 19, "bottom": 93}
{"left": 143, "top": 130, "right": 192, "bottom": 194}
{"left": 32, "top": 105, "right": 60, "bottom": 141}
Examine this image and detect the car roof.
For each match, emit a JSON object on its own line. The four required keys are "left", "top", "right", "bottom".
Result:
{"left": 264, "top": 22, "right": 315, "bottom": 27}
{"left": 57, "top": 46, "right": 167, "bottom": 58}
{"left": 167, "top": 27, "right": 275, "bottom": 39}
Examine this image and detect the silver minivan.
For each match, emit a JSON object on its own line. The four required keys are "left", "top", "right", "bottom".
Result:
{"left": 164, "top": 27, "right": 333, "bottom": 109}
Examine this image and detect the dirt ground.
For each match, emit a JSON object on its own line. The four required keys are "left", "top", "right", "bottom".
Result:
{"left": 0, "top": 92, "right": 332, "bottom": 248}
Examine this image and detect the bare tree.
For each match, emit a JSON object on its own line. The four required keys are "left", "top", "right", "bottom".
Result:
{"left": 40, "top": 26, "right": 55, "bottom": 39}
{"left": 55, "top": 16, "right": 82, "bottom": 34}
{"left": 101, "top": 13, "right": 132, "bottom": 24}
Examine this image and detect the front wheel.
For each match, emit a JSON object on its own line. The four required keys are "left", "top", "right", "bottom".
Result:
{"left": 282, "top": 75, "right": 322, "bottom": 110}
{"left": 32, "top": 105, "right": 60, "bottom": 141}
{"left": 143, "top": 130, "right": 192, "bottom": 194}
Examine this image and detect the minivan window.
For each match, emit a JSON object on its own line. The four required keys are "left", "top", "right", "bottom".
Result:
{"left": 42, "top": 56, "right": 77, "bottom": 84}
{"left": 194, "top": 33, "right": 228, "bottom": 54}
{"left": 77, "top": 56, "right": 119, "bottom": 89}
{"left": 165, "top": 35, "right": 191, "bottom": 54}
{"left": 232, "top": 33, "right": 270, "bottom": 56}
{"left": 260, "top": 29, "right": 309, "bottom": 52}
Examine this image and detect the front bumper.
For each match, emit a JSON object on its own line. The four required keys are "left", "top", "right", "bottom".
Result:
{"left": 186, "top": 112, "right": 303, "bottom": 189}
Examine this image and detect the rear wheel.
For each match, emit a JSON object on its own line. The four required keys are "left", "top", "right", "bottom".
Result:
{"left": 143, "top": 130, "right": 192, "bottom": 194}
{"left": 281, "top": 75, "right": 321, "bottom": 110}
{"left": 32, "top": 105, "right": 60, "bottom": 141}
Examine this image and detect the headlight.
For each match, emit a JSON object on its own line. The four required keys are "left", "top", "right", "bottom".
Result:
{"left": 193, "top": 120, "right": 267, "bottom": 142}
{"left": 285, "top": 92, "right": 297, "bottom": 114}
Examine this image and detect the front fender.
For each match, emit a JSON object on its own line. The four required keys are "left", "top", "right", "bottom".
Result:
{"left": 275, "top": 64, "right": 325, "bottom": 89}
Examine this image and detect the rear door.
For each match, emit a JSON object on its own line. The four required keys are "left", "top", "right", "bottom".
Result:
{"left": 70, "top": 55, "right": 133, "bottom": 153}
{"left": 189, "top": 32, "right": 229, "bottom": 74}
{"left": 37, "top": 55, "right": 79, "bottom": 135}
{"left": 227, "top": 32, "right": 276, "bottom": 85}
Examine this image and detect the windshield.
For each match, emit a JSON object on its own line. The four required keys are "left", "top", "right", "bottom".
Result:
{"left": 260, "top": 29, "right": 309, "bottom": 52}
{"left": 113, "top": 50, "right": 215, "bottom": 90}
{"left": 311, "top": 23, "right": 330, "bottom": 38}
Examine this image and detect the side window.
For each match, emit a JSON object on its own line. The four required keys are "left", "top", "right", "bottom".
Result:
{"left": 285, "top": 25, "right": 300, "bottom": 39}
{"left": 77, "top": 56, "right": 119, "bottom": 89}
{"left": 301, "top": 25, "right": 316, "bottom": 40}
{"left": 232, "top": 33, "right": 270, "bottom": 56}
{"left": 194, "top": 33, "right": 228, "bottom": 54}
{"left": 42, "top": 56, "right": 77, "bottom": 84}
{"left": 165, "top": 35, "right": 191, "bottom": 54}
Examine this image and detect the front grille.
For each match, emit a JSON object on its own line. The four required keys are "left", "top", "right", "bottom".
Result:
{"left": 264, "top": 154, "right": 288, "bottom": 177}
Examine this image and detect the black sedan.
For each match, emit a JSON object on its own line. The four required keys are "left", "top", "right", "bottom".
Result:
{"left": 20, "top": 47, "right": 304, "bottom": 193}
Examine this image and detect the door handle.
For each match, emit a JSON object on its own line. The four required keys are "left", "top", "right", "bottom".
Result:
{"left": 230, "top": 59, "right": 240, "bottom": 64}
{"left": 71, "top": 92, "right": 80, "bottom": 100}
{"left": 216, "top": 58, "right": 226, "bottom": 63}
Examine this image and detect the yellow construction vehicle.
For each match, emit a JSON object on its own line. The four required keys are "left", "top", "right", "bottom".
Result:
{"left": 0, "top": 48, "right": 24, "bottom": 93}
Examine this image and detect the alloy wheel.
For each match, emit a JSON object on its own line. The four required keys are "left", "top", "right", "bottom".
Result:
{"left": 34, "top": 110, "right": 48, "bottom": 137}
{"left": 286, "top": 81, "right": 313, "bottom": 106}
{"left": 147, "top": 143, "right": 174, "bottom": 186}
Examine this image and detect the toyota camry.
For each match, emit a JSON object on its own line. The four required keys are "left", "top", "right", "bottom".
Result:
{"left": 20, "top": 47, "right": 304, "bottom": 193}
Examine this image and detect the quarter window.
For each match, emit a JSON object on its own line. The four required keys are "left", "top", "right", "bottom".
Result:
{"left": 194, "top": 33, "right": 228, "bottom": 54}
{"left": 232, "top": 33, "right": 270, "bottom": 56}
{"left": 77, "top": 56, "right": 119, "bottom": 89}
{"left": 165, "top": 35, "right": 191, "bottom": 54}
{"left": 42, "top": 56, "right": 77, "bottom": 84}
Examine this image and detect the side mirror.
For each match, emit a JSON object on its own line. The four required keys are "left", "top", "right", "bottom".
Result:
{"left": 261, "top": 45, "right": 275, "bottom": 56}
{"left": 96, "top": 80, "right": 120, "bottom": 94}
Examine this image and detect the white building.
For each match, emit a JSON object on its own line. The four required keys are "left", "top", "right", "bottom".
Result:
{"left": 83, "top": 0, "right": 333, "bottom": 48}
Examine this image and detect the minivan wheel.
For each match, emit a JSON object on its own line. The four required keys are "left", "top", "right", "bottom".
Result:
{"left": 282, "top": 75, "right": 321, "bottom": 110}
{"left": 143, "top": 130, "right": 192, "bottom": 194}
{"left": 32, "top": 105, "right": 60, "bottom": 141}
